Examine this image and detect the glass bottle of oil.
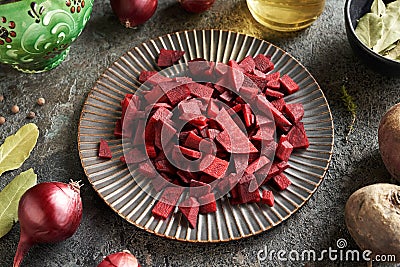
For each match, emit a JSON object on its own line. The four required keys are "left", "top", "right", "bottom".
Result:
{"left": 246, "top": 0, "right": 326, "bottom": 32}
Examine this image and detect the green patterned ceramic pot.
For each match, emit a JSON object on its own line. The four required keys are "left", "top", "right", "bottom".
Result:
{"left": 0, "top": 0, "right": 93, "bottom": 73}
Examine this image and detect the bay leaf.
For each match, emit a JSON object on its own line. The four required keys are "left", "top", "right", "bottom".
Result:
{"left": 0, "top": 123, "right": 39, "bottom": 176}
{"left": 385, "top": 42, "right": 400, "bottom": 60}
{"left": 371, "top": 0, "right": 386, "bottom": 16}
{"left": 373, "top": 0, "right": 400, "bottom": 53}
{"left": 355, "top": 13, "right": 383, "bottom": 48}
{"left": 0, "top": 168, "right": 37, "bottom": 238}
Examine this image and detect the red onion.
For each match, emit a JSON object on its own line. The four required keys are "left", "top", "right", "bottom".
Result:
{"left": 179, "top": 0, "right": 216, "bottom": 13}
{"left": 98, "top": 250, "right": 141, "bottom": 267}
{"left": 13, "top": 181, "right": 83, "bottom": 267}
{"left": 110, "top": 0, "right": 158, "bottom": 28}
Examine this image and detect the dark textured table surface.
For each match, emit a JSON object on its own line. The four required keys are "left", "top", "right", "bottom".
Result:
{"left": 0, "top": 0, "right": 399, "bottom": 266}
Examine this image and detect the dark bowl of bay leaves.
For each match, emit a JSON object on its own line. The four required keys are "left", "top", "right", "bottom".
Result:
{"left": 345, "top": 0, "right": 400, "bottom": 76}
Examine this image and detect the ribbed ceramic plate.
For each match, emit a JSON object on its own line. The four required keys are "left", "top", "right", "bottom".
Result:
{"left": 78, "top": 29, "right": 334, "bottom": 242}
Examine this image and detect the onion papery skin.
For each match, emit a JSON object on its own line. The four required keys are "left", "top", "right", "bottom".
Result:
{"left": 110, "top": 0, "right": 158, "bottom": 28}
{"left": 13, "top": 181, "right": 82, "bottom": 267}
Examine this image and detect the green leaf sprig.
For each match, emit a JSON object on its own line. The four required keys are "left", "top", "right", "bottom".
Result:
{"left": 341, "top": 85, "right": 357, "bottom": 140}
{"left": 355, "top": 0, "right": 400, "bottom": 61}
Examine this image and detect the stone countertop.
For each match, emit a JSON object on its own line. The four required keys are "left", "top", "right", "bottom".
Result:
{"left": 0, "top": 0, "right": 398, "bottom": 266}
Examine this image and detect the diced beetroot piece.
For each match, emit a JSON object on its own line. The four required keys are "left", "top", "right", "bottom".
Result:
{"left": 138, "top": 161, "right": 157, "bottom": 178}
{"left": 266, "top": 80, "right": 281, "bottom": 91}
{"left": 144, "top": 85, "right": 165, "bottom": 104}
{"left": 219, "top": 90, "right": 235, "bottom": 103}
{"left": 279, "top": 74, "right": 299, "bottom": 94}
{"left": 179, "top": 197, "right": 200, "bottom": 228}
{"left": 178, "top": 100, "right": 202, "bottom": 116}
{"left": 261, "top": 190, "right": 274, "bottom": 207}
{"left": 183, "top": 131, "right": 203, "bottom": 150}
{"left": 151, "top": 174, "right": 170, "bottom": 192}
{"left": 263, "top": 160, "right": 290, "bottom": 182}
{"left": 265, "top": 72, "right": 280, "bottom": 82}
{"left": 200, "top": 154, "right": 229, "bottom": 179}
{"left": 253, "top": 69, "right": 267, "bottom": 78}
{"left": 215, "top": 62, "right": 229, "bottom": 76}
{"left": 176, "top": 170, "right": 197, "bottom": 184}
{"left": 152, "top": 186, "right": 184, "bottom": 219}
{"left": 207, "top": 99, "right": 220, "bottom": 118}
{"left": 206, "top": 128, "right": 220, "bottom": 140}
{"left": 154, "top": 122, "right": 163, "bottom": 150}
{"left": 199, "top": 174, "right": 216, "bottom": 184}
{"left": 277, "top": 160, "right": 290, "bottom": 171}
{"left": 256, "top": 95, "right": 292, "bottom": 132}
{"left": 164, "top": 84, "right": 191, "bottom": 106}
{"left": 238, "top": 55, "right": 255, "bottom": 73}
{"left": 188, "top": 60, "right": 215, "bottom": 80}
{"left": 98, "top": 139, "right": 112, "bottom": 159}
{"left": 230, "top": 184, "right": 240, "bottom": 199}
{"left": 198, "top": 193, "right": 217, "bottom": 214}
{"left": 215, "top": 173, "right": 239, "bottom": 195}
{"left": 120, "top": 156, "right": 126, "bottom": 163}
{"left": 179, "top": 145, "right": 202, "bottom": 159}
{"left": 235, "top": 96, "right": 246, "bottom": 104}
{"left": 213, "top": 82, "right": 227, "bottom": 94}
{"left": 227, "top": 61, "right": 244, "bottom": 91}
{"left": 283, "top": 103, "right": 304, "bottom": 124}
{"left": 251, "top": 127, "right": 275, "bottom": 142}
{"left": 245, "top": 155, "right": 270, "bottom": 174}
{"left": 159, "top": 120, "right": 177, "bottom": 144}
{"left": 139, "top": 70, "right": 158, "bottom": 83}
{"left": 114, "top": 119, "right": 123, "bottom": 138}
{"left": 145, "top": 143, "right": 158, "bottom": 158}
{"left": 132, "top": 119, "right": 146, "bottom": 146}
{"left": 239, "top": 86, "right": 259, "bottom": 100}
{"left": 228, "top": 59, "right": 242, "bottom": 70}
{"left": 216, "top": 130, "right": 258, "bottom": 154}
{"left": 190, "top": 180, "right": 211, "bottom": 198}
{"left": 228, "top": 104, "right": 242, "bottom": 115}
{"left": 276, "top": 140, "right": 293, "bottom": 162}
{"left": 272, "top": 173, "right": 291, "bottom": 191}
{"left": 254, "top": 54, "right": 274, "bottom": 73}
{"left": 242, "top": 104, "right": 253, "bottom": 128}
{"left": 150, "top": 106, "right": 173, "bottom": 123}
{"left": 271, "top": 98, "right": 286, "bottom": 112}
{"left": 244, "top": 73, "right": 268, "bottom": 91}
{"left": 287, "top": 122, "right": 309, "bottom": 149}
{"left": 187, "top": 82, "right": 214, "bottom": 98}
{"left": 157, "top": 49, "right": 185, "bottom": 67}
{"left": 239, "top": 186, "right": 261, "bottom": 203}
{"left": 125, "top": 148, "right": 147, "bottom": 164}
{"left": 155, "top": 159, "right": 175, "bottom": 174}
{"left": 215, "top": 108, "right": 258, "bottom": 153}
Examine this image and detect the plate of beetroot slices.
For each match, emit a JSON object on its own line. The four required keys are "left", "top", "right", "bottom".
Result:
{"left": 78, "top": 29, "right": 334, "bottom": 242}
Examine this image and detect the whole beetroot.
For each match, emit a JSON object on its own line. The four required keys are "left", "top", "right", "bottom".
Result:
{"left": 378, "top": 103, "right": 400, "bottom": 182}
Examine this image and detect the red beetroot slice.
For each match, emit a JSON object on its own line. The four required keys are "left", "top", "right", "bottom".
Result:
{"left": 164, "top": 84, "right": 191, "bottom": 106}
{"left": 272, "top": 173, "right": 291, "bottom": 191}
{"left": 138, "top": 161, "right": 157, "bottom": 178}
{"left": 271, "top": 98, "right": 286, "bottom": 112}
{"left": 238, "top": 55, "right": 256, "bottom": 73}
{"left": 138, "top": 70, "right": 158, "bottom": 83}
{"left": 265, "top": 72, "right": 280, "bottom": 82}
{"left": 261, "top": 190, "right": 274, "bottom": 207}
{"left": 245, "top": 155, "right": 270, "bottom": 174}
{"left": 190, "top": 180, "right": 211, "bottom": 198}
{"left": 125, "top": 148, "right": 147, "bottom": 164}
{"left": 280, "top": 74, "right": 299, "bottom": 94}
{"left": 254, "top": 54, "right": 274, "bottom": 73}
{"left": 114, "top": 119, "right": 123, "bottom": 138}
{"left": 198, "top": 193, "right": 217, "bottom": 214}
{"left": 179, "top": 197, "right": 200, "bottom": 228}
{"left": 215, "top": 108, "right": 258, "bottom": 153}
{"left": 265, "top": 88, "right": 284, "bottom": 99}
{"left": 200, "top": 154, "right": 229, "bottom": 179}
{"left": 179, "top": 145, "right": 202, "bottom": 159}
{"left": 157, "top": 49, "right": 185, "bottom": 67}
{"left": 275, "top": 136, "right": 294, "bottom": 162}
{"left": 287, "top": 122, "right": 309, "bottom": 149}
{"left": 152, "top": 186, "right": 184, "bottom": 219}
{"left": 256, "top": 95, "right": 292, "bottom": 132}
{"left": 283, "top": 103, "right": 304, "bottom": 124}
{"left": 187, "top": 82, "right": 214, "bottom": 98}
{"left": 98, "top": 139, "right": 112, "bottom": 159}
